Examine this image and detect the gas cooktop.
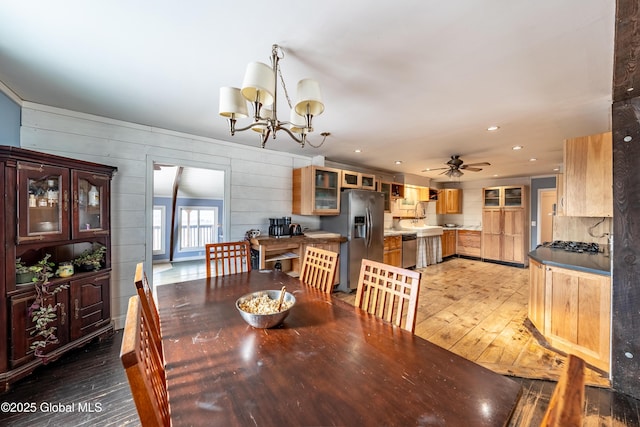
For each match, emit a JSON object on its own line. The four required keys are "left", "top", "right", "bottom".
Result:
{"left": 540, "top": 240, "right": 600, "bottom": 253}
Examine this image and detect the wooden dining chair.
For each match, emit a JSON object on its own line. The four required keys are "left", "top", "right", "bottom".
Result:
{"left": 205, "top": 241, "right": 251, "bottom": 277}
{"left": 540, "top": 354, "right": 586, "bottom": 427}
{"left": 354, "top": 259, "right": 422, "bottom": 333}
{"left": 134, "top": 262, "right": 162, "bottom": 358}
{"left": 120, "top": 295, "right": 170, "bottom": 427}
{"left": 299, "top": 246, "right": 339, "bottom": 293}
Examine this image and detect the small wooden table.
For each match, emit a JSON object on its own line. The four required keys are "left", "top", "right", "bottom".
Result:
{"left": 157, "top": 271, "right": 521, "bottom": 426}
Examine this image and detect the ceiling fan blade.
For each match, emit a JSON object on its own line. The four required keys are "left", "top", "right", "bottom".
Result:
{"left": 422, "top": 167, "right": 450, "bottom": 172}
{"left": 462, "top": 162, "right": 491, "bottom": 167}
{"left": 462, "top": 167, "right": 483, "bottom": 172}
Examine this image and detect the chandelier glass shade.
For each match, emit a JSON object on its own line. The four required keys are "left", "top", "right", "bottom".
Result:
{"left": 444, "top": 169, "right": 463, "bottom": 178}
{"left": 219, "top": 44, "right": 326, "bottom": 148}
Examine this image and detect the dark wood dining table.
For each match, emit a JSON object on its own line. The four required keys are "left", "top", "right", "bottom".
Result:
{"left": 157, "top": 270, "right": 522, "bottom": 426}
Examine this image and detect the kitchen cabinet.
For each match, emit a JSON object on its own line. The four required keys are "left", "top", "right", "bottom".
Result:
{"left": 292, "top": 166, "right": 341, "bottom": 215}
{"left": 383, "top": 235, "right": 402, "bottom": 267}
{"left": 528, "top": 258, "right": 545, "bottom": 332}
{"left": 482, "top": 186, "right": 528, "bottom": 266}
{"left": 563, "top": 131, "right": 612, "bottom": 217}
{"left": 341, "top": 170, "right": 376, "bottom": 190}
{"left": 456, "top": 230, "right": 481, "bottom": 257}
{"left": 1, "top": 146, "right": 116, "bottom": 389}
{"left": 380, "top": 182, "right": 392, "bottom": 212}
{"left": 483, "top": 186, "right": 525, "bottom": 208}
{"left": 441, "top": 230, "right": 456, "bottom": 258}
{"left": 436, "top": 189, "right": 462, "bottom": 214}
{"left": 544, "top": 265, "right": 611, "bottom": 372}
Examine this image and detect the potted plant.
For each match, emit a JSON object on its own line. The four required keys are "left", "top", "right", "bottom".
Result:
{"left": 28, "top": 254, "right": 69, "bottom": 359}
{"left": 15, "top": 258, "right": 35, "bottom": 284}
{"left": 73, "top": 244, "right": 107, "bottom": 272}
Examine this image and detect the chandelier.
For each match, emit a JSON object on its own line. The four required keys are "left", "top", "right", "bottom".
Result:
{"left": 219, "top": 44, "right": 328, "bottom": 148}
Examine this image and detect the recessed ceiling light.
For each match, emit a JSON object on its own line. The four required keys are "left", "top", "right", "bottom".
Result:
{"left": 395, "top": 160, "right": 403, "bottom": 165}
{"left": 512, "top": 145, "right": 523, "bottom": 150}
{"left": 529, "top": 158, "right": 537, "bottom": 162}
{"left": 424, "top": 168, "right": 431, "bottom": 171}
{"left": 354, "top": 149, "right": 362, "bottom": 153}
{"left": 493, "top": 174, "right": 499, "bottom": 177}
{"left": 553, "top": 167, "right": 560, "bottom": 171}
{"left": 487, "top": 125, "right": 500, "bottom": 131}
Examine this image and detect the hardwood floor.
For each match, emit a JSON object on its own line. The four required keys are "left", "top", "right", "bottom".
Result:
{"left": 338, "top": 257, "right": 610, "bottom": 387}
{"left": 0, "top": 258, "right": 637, "bottom": 426}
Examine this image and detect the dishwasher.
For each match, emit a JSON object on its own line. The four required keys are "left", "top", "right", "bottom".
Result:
{"left": 402, "top": 233, "right": 417, "bottom": 269}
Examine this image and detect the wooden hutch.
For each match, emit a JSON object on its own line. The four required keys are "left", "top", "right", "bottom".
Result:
{"left": 0, "top": 146, "right": 117, "bottom": 390}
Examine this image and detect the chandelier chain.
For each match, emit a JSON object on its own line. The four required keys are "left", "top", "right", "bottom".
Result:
{"left": 277, "top": 62, "right": 293, "bottom": 110}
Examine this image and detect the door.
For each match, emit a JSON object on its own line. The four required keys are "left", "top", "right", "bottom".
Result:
{"left": 539, "top": 190, "right": 556, "bottom": 244}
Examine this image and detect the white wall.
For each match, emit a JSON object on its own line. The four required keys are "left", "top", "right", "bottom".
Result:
{"left": 19, "top": 102, "right": 319, "bottom": 329}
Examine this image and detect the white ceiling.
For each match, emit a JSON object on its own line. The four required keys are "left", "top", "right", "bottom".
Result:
{"left": 0, "top": 1, "right": 615, "bottom": 182}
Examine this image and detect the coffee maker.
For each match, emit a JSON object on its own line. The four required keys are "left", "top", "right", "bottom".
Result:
{"left": 269, "top": 217, "right": 291, "bottom": 237}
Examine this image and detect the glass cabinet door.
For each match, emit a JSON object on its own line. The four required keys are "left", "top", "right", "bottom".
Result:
{"left": 483, "top": 188, "right": 501, "bottom": 207}
{"left": 72, "top": 171, "right": 110, "bottom": 239}
{"left": 313, "top": 167, "right": 340, "bottom": 213}
{"left": 503, "top": 186, "right": 523, "bottom": 207}
{"left": 17, "top": 162, "right": 70, "bottom": 243}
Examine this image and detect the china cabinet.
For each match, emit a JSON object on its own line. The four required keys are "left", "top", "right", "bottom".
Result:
{"left": 0, "top": 146, "right": 116, "bottom": 390}
{"left": 293, "top": 166, "right": 341, "bottom": 215}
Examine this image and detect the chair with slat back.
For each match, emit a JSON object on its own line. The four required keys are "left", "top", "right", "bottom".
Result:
{"left": 354, "top": 259, "right": 422, "bottom": 333}
{"left": 120, "top": 295, "right": 170, "bottom": 427}
{"left": 540, "top": 354, "right": 585, "bottom": 427}
{"left": 134, "top": 262, "right": 162, "bottom": 359}
{"left": 205, "top": 241, "right": 252, "bottom": 277}
{"left": 300, "top": 246, "right": 339, "bottom": 293}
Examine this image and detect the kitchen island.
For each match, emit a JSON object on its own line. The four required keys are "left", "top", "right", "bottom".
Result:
{"left": 251, "top": 234, "right": 347, "bottom": 282}
{"left": 528, "top": 246, "right": 611, "bottom": 373}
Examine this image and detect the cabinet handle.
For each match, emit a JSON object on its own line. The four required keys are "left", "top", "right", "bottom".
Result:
{"left": 63, "top": 190, "right": 69, "bottom": 212}
{"left": 17, "top": 235, "right": 44, "bottom": 243}
{"left": 60, "top": 303, "right": 66, "bottom": 325}
{"left": 74, "top": 298, "right": 80, "bottom": 320}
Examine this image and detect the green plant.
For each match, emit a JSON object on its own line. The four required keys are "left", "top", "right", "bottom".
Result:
{"left": 72, "top": 244, "right": 106, "bottom": 271}
{"left": 16, "top": 258, "right": 30, "bottom": 274}
{"left": 28, "top": 254, "right": 69, "bottom": 358}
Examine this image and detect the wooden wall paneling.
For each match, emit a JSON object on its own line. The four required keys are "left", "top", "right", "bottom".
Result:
{"left": 611, "top": 0, "right": 640, "bottom": 399}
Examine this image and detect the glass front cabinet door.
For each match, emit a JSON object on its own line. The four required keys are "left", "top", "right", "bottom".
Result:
{"left": 72, "top": 170, "right": 111, "bottom": 239}
{"left": 17, "top": 162, "right": 70, "bottom": 244}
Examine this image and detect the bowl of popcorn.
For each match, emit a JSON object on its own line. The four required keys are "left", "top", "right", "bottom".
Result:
{"left": 235, "top": 288, "right": 296, "bottom": 328}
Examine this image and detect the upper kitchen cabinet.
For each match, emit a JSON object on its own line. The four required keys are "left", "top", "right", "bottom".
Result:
{"left": 483, "top": 186, "right": 525, "bottom": 208}
{"left": 563, "top": 131, "right": 612, "bottom": 217}
{"left": 341, "top": 170, "right": 376, "bottom": 190}
{"left": 293, "top": 166, "right": 341, "bottom": 215}
{"left": 436, "top": 189, "right": 462, "bottom": 214}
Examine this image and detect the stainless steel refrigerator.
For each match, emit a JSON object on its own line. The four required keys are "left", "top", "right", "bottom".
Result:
{"left": 320, "top": 189, "right": 384, "bottom": 292}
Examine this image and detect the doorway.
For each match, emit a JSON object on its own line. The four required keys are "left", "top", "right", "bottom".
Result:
{"left": 538, "top": 189, "right": 556, "bottom": 244}
{"left": 146, "top": 156, "right": 230, "bottom": 284}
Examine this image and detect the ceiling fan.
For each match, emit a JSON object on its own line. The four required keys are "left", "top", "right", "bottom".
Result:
{"left": 422, "top": 155, "right": 491, "bottom": 177}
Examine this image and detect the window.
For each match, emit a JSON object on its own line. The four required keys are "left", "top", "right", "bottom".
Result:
{"left": 179, "top": 206, "right": 218, "bottom": 250}
{"left": 152, "top": 205, "right": 165, "bottom": 255}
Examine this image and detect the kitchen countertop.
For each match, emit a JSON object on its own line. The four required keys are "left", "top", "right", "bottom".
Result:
{"left": 528, "top": 247, "right": 611, "bottom": 276}
{"left": 441, "top": 225, "right": 482, "bottom": 231}
{"left": 384, "top": 229, "right": 417, "bottom": 237}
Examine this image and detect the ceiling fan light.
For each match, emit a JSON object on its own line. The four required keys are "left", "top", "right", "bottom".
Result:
{"left": 295, "top": 79, "right": 324, "bottom": 117}
{"left": 219, "top": 87, "right": 248, "bottom": 118}
{"left": 241, "top": 62, "right": 275, "bottom": 106}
